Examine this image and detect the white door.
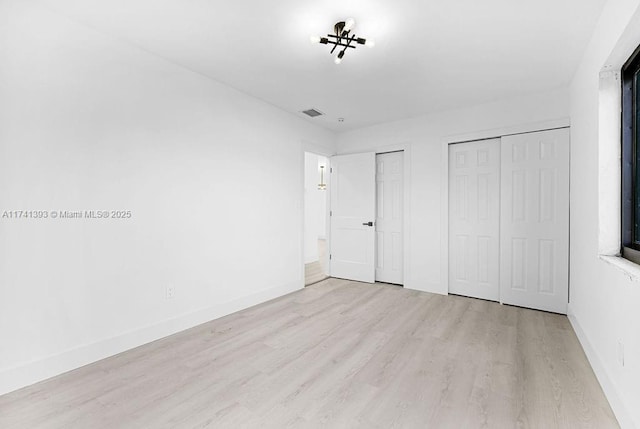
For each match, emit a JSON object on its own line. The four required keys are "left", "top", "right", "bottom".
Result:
{"left": 330, "top": 152, "right": 376, "bottom": 283}
{"left": 448, "top": 139, "right": 501, "bottom": 301}
{"left": 375, "top": 152, "right": 403, "bottom": 285}
{"left": 500, "top": 128, "right": 570, "bottom": 314}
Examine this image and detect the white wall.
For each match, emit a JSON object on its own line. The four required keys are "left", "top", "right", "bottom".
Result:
{"left": 568, "top": 0, "right": 640, "bottom": 427}
{"left": 304, "top": 152, "right": 328, "bottom": 263}
{"left": 0, "top": 1, "right": 335, "bottom": 395}
{"left": 336, "top": 88, "right": 569, "bottom": 294}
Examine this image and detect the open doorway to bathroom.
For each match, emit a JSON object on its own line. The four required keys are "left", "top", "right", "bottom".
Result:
{"left": 304, "top": 152, "right": 329, "bottom": 286}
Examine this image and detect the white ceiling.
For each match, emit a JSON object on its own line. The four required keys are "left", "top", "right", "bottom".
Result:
{"left": 43, "top": 0, "right": 607, "bottom": 131}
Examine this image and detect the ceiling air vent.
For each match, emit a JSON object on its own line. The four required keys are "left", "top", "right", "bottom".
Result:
{"left": 302, "top": 108, "right": 324, "bottom": 118}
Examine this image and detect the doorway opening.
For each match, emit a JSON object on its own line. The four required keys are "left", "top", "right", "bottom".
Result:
{"left": 304, "top": 152, "right": 329, "bottom": 286}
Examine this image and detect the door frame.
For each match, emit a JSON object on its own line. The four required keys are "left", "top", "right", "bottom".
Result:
{"left": 300, "top": 141, "right": 335, "bottom": 289}
{"left": 440, "top": 118, "right": 571, "bottom": 297}
{"left": 333, "top": 143, "right": 411, "bottom": 287}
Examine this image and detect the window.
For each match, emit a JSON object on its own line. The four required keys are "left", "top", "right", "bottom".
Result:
{"left": 622, "top": 44, "right": 640, "bottom": 263}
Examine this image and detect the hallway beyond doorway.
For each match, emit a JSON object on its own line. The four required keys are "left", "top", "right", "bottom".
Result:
{"left": 305, "top": 239, "right": 328, "bottom": 286}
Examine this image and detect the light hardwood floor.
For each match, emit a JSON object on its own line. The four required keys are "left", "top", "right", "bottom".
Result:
{"left": 305, "top": 239, "right": 328, "bottom": 286}
{"left": 0, "top": 279, "right": 618, "bottom": 428}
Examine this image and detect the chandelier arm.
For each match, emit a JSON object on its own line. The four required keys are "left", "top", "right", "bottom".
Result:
{"left": 344, "top": 34, "right": 356, "bottom": 48}
{"left": 338, "top": 34, "right": 356, "bottom": 56}
{"left": 326, "top": 34, "right": 357, "bottom": 40}
{"left": 327, "top": 33, "right": 358, "bottom": 53}
{"left": 335, "top": 31, "right": 343, "bottom": 52}
{"left": 326, "top": 41, "right": 357, "bottom": 49}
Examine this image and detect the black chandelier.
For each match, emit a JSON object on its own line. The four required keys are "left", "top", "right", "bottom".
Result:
{"left": 310, "top": 18, "right": 375, "bottom": 64}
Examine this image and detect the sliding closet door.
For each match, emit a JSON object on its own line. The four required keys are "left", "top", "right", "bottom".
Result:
{"left": 448, "top": 139, "right": 501, "bottom": 301}
{"left": 500, "top": 128, "right": 570, "bottom": 314}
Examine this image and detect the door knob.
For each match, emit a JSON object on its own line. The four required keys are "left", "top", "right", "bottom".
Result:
{"left": 362, "top": 221, "right": 374, "bottom": 226}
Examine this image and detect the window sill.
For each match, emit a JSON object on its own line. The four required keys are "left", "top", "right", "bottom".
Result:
{"left": 599, "top": 254, "right": 640, "bottom": 281}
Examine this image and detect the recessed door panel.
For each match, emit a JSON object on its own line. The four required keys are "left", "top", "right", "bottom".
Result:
{"left": 510, "top": 238, "right": 527, "bottom": 291}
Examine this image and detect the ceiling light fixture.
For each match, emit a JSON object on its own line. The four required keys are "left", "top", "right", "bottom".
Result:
{"left": 310, "top": 18, "right": 374, "bottom": 64}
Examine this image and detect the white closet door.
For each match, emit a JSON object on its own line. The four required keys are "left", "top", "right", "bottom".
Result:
{"left": 330, "top": 152, "right": 377, "bottom": 283}
{"left": 500, "top": 128, "right": 570, "bottom": 314}
{"left": 448, "top": 139, "right": 501, "bottom": 301}
{"left": 375, "top": 151, "right": 403, "bottom": 285}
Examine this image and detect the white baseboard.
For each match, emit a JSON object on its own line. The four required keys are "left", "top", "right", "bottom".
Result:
{"left": 0, "top": 281, "right": 301, "bottom": 397}
{"left": 567, "top": 304, "right": 636, "bottom": 429}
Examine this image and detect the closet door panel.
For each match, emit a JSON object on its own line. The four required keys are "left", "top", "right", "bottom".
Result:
{"left": 449, "top": 139, "right": 501, "bottom": 301}
{"left": 500, "top": 128, "right": 570, "bottom": 314}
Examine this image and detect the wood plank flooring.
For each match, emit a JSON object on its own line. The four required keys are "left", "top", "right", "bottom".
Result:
{"left": 305, "top": 239, "right": 328, "bottom": 286}
{"left": 0, "top": 279, "right": 618, "bottom": 428}
{"left": 304, "top": 260, "right": 327, "bottom": 286}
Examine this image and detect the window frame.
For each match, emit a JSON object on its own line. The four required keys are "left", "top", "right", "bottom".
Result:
{"left": 621, "top": 44, "right": 640, "bottom": 264}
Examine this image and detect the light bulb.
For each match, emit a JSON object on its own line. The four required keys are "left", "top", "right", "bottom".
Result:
{"left": 365, "top": 39, "right": 375, "bottom": 48}
{"left": 309, "top": 35, "right": 321, "bottom": 44}
{"left": 334, "top": 56, "right": 342, "bottom": 64}
{"left": 344, "top": 18, "right": 355, "bottom": 31}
